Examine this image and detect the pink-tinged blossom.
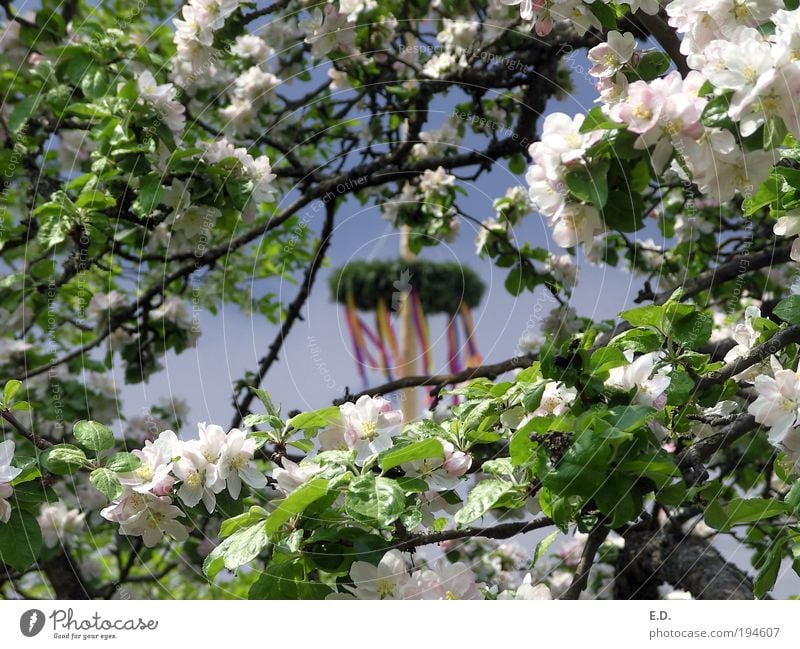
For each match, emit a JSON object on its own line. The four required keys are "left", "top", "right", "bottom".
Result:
{"left": 401, "top": 561, "right": 484, "bottom": 600}
{"left": 606, "top": 351, "right": 671, "bottom": 409}
{"left": 748, "top": 356, "right": 800, "bottom": 447}
{"left": 272, "top": 459, "right": 322, "bottom": 494}
{"left": 118, "top": 430, "right": 180, "bottom": 495}
{"left": 218, "top": 428, "right": 267, "bottom": 499}
{"left": 588, "top": 31, "right": 636, "bottom": 79}
{"left": 340, "top": 395, "right": 403, "bottom": 463}
{"left": 347, "top": 550, "right": 409, "bottom": 599}
{"left": 173, "top": 443, "right": 224, "bottom": 512}
{"left": 118, "top": 493, "right": 189, "bottom": 547}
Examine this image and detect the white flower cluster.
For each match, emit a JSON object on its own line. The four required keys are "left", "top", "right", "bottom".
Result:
{"left": 172, "top": 0, "right": 241, "bottom": 88}
{"left": 319, "top": 394, "right": 403, "bottom": 464}
{"left": 0, "top": 440, "right": 21, "bottom": 523}
{"left": 37, "top": 502, "right": 86, "bottom": 548}
{"left": 222, "top": 65, "right": 282, "bottom": 136}
{"left": 332, "top": 550, "right": 487, "bottom": 600}
{"left": 299, "top": 6, "right": 356, "bottom": 59}
{"left": 101, "top": 425, "right": 266, "bottom": 547}
{"left": 503, "top": 0, "right": 657, "bottom": 37}
{"left": 526, "top": 112, "right": 603, "bottom": 252}
{"left": 749, "top": 356, "right": 800, "bottom": 471}
{"left": 136, "top": 71, "right": 186, "bottom": 136}
{"left": 606, "top": 351, "right": 672, "bottom": 410}
{"left": 201, "top": 137, "right": 277, "bottom": 221}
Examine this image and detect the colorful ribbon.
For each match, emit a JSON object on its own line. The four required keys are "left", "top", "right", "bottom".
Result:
{"left": 460, "top": 303, "right": 482, "bottom": 367}
{"left": 411, "top": 289, "right": 432, "bottom": 375}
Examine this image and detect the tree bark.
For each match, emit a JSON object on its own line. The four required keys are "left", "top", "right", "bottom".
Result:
{"left": 42, "top": 551, "right": 92, "bottom": 599}
{"left": 615, "top": 526, "right": 754, "bottom": 600}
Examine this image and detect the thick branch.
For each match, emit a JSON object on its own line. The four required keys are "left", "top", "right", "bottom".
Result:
{"left": 651, "top": 242, "right": 792, "bottom": 306}
{"left": 696, "top": 325, "right": 800, "bottom": 390}
{"left": 615, "top": 525, "right": 755, "bottom": 599}
{"left": 42, "top": 550, "right": 93, "bottom": 599}
{"left": 334, "top": 353, "right": 536, "bottom": 405}
{"left": 561, "top": 519, "right": 609, "bottom": 600}
{"left": 231, "top": 200, "right": 337, "bottom": 429}
{"left": 677, "top": 414, "right": 759, "bottom": 485}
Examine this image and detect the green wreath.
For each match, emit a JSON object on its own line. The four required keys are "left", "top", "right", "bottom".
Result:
{"left": 329, "top": 260, "right": 485, "bottom": 315}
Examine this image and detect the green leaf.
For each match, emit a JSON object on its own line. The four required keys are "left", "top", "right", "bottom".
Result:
{"left": 588, "top": 1, "right": 617, "bottom": 30}
{"left": 41, "top": 444, "right": 87, "bottom": 475}
{"left": 774, "top": 296, "right": 800, "bottom": 325}
{"left": 531, "top": 530, "right": 560, "bottom": 569}
{"left": 454, "top": 480, "right": 515, "bottom": 527}
{"left": 287, "top": 406, "right": 340, "bottom": 431}
{"left": 632, "top": 51, "right": 671, "bottom": 81}
{"left": 602, "top": 189, "right": 645, "bottom": 233}
{"left": 588, "top": 347, "right": 628, "bottom": 378}
{"left": 2, "top": 379, "right": 22, "bottom": 405}
{"left": 705, "top": 498, "right": 791, "bottom": 531}
{"left": 754, "top": 541, "right": 783, "bottom": 599}
{"left": 264, "top": 478, "right": 330, "bottom": 536}
{"left": 9, "top": 457, "right": 40, "bottom": 486}
{"left": 742, "top": 175, "right": 781, "bottom": 216}
{"left": 701, "top": 93, "right": 734, "bottom": 129}
{"left": 203, "top": 522, "right": 270, "bottom": 578}
{"left": 380, "top": 439, "right": 443, "bottom": 471}
{"left": 345, "top": 475, "right": 406, "bottom": 528}
{"left": 505, "top": 266, "right": 525, "bottom": 296}
{"left": 619, "top": 304, "right": 665, "bottom": 330}
{"left": 595, "top": 474, "right": 638, "bottom": 527}
{"left": 89, "top": 468, "right": 122, "bottom": 500}
{"left": 106, "top": 452, "right": 141, "bottom": 473}
{"left": 0, "top": 509, "right": 42, "bottom": 571}
{"left": 132, "top": 173, "right": 164, "bottom": 217}
{"left": 670, "top": 311, "right": 712, "bottom": 349}
{"left": 564, "top": 160, "right": 609, "bottom": 208}
{"left": 8, "top": 95, "right": 40, "bottom": 133}
{"left": 220, "top": 506, "right": 269, "bottom": 539}
{"left": 73, "top": 420, "right": 115, "bottom": 452}
{"left": 580, "top": 107, "right": 622, "bottom": 133}
{"left": 249, "top": 561, "right": 332, "bottom": 599}
{"left": 764, "top": 115, "right": 788, "bottom": 150}
{"left": 609, "top": 327, "right": 663, "bottom": 353}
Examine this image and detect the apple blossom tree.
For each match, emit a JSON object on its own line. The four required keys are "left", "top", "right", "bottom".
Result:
{"left": 1, "top": 0, "right": 800, "bottom": 600}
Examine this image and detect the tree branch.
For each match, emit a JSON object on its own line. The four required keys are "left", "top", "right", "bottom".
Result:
{"left": 1, "top": 408, "right": 52, "bottom": 449}
{"left": 394, "top": 516, "right": 553, "bottom": 552}
{"left": 677, "top": 414, "right": 759, "bottom": 485}
{"left": 695, "top": 325, "right": 800, "bottom": 390}
{"left": 561, "top": 518, "right": 609, "bottom": 600}
{"left": 333, "top": 353, "right": 536, "bottom": 405}
{"left": 231, "top": 200, "right": 337, "bottom": 429}
{"left": 615, "top": 524, "right": 755, "bottom": 599}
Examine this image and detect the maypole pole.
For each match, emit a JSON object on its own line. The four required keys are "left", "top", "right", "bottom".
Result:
{"left": 397, "top": 225, "right": 418, "bottom": 422}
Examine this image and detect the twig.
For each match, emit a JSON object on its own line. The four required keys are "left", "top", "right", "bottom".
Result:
{"left": 231, "top": 200, "right": 337, "bottom": 429}
{"left": 1, "top": 408, "right": 52, "bottom": 449}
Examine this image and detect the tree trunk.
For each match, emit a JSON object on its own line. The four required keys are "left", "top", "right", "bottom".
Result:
{"left": 42, "top": 551, "right": 92, "bottom": 599}
{"left": 615, "top": 525, "right": 755, "bottom": 600}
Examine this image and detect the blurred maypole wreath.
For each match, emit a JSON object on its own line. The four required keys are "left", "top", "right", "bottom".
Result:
{"left": 329, "top": 259, "right": 486, "bottom": 392}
